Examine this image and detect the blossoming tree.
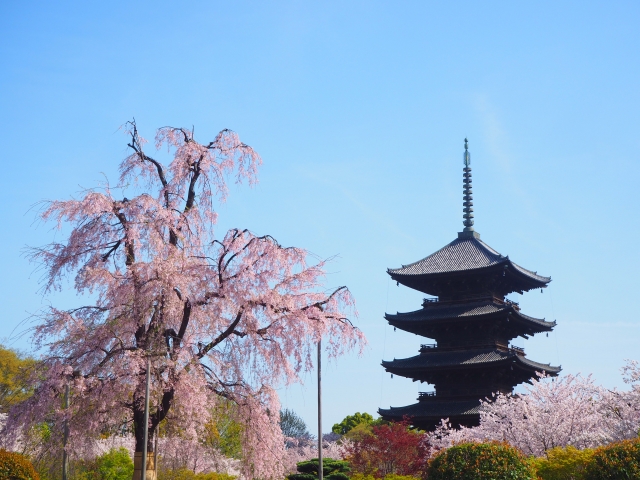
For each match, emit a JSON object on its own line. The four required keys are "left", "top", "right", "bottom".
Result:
{"left": 9, "top": 122, "right": 365, "bottom": 479}
{"left": 428, "top": 372, "right": 638, "bottom": 457}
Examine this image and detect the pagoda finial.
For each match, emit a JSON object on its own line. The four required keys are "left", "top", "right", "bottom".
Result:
{"left": 459, "top": 138, "right": 480, "bottom": 239}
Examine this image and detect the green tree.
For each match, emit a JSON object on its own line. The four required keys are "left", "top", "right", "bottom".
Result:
{"left": 332, "top": 413, "right": 378, "bottom": 436}
{"left": 0, "top": 345, "right": 36, "bottom": 412}
{"left": 95, "top": 448, "right": 134, "bottom": 480}
{"left": 280, "top": 409, "right": 309, "bottom": 439}
{"left": 201, "top": 400, "right": 244, "bottom": 459}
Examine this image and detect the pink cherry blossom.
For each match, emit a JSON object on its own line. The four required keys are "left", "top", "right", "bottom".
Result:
{"left": 429, "top": 364, "right": 640, "bottom": 457}
{"left": 6, "top": 122, "right": 365, "bottom": 479}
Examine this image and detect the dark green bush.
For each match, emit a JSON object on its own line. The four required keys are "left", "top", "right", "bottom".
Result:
{"left": 427, "top": 442, "right": 535, "bottom": 480}
{"left": 0, "top": 449, "right": 40, "bottom": 480}
{"left": 288, "top": 458, "right": 351, "bottom": 480}
{"left": 584, "top": 438, "right": 640, "bottom": 480}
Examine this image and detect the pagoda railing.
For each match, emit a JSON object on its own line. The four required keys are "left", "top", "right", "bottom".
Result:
{"left": 504, "top": 298, "right": 520, "bottom": 309}
{"left": 422, "top": 297, "right": 439, "bottom": 304}
{"left": 418, "top": 391, "right": 436, "bottom": 400}
{"left": 510, "top": 345, "right": 525, "bottom": 355}
{"left": 419, "top": 343, "right": 525, "bottom": 356}
{"left": 418, "top": 389, "right": 501, "bottom": 401}
{"left": 421, "top": 295, "right": 522, "bottom": 307}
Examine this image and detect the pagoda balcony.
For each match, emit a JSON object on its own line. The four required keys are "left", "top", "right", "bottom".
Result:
{"left": 419, "top": 342, "right": 526, "bottom": 356}
{"left": 418, "top": 390, "right": 501, "bottom": 402}
{"left": 421, "top": 294, "right": 520, "bottom": 308}
{"left": 418, "top": 391, "right": 436, "bottom": 400}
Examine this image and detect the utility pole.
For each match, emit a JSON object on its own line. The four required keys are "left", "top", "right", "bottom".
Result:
{"left": 317, "top": 339, "right": 323, "bottom": 480}
{"left": 62, "top": 384, "right": 69, "bottom": 480}
{"left": 141, "top": 356, "right": 151, "bottom": 480}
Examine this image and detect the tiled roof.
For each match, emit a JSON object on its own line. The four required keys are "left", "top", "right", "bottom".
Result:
{"left": 385, "top": 300, "right": 556, "bottom": 329}
{"left": 379, "top": 398, "right": 482, "bottom": 419}
{"left": 382, "top": 348, "right": 561, "bottom": 373}
{"left": 388, "top": 236, "right": 550, "bottom": 283}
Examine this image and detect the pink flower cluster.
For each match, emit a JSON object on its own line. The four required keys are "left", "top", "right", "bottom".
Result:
{"left": 429, "top": 361, "right": 640, "bottom": 457}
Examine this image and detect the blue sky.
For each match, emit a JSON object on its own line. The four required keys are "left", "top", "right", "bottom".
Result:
{"left": 1, "top": 1, "right": 639, "bottom": 434}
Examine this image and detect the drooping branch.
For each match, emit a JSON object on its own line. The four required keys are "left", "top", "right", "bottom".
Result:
{"left": 198, "top": 307, "right": 245, "bottom": 359}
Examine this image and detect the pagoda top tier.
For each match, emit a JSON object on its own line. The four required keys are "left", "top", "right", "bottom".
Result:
{"left": 388, "top": 139, "right": 550, "bottom": 298}
{"left": 387, "top": 234, "right": 550, "bottom": 297}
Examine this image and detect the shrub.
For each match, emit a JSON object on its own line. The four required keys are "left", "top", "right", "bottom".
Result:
{"left": 0, "top": 449, "right": 40, "bottom": 480}
{"left": 532, "top": 446, "right": 594, "bottom": 480}
{"left": 95, "top": 448, "right": 134, "bottom": 480}
{"left": 427, "top": 442, "right": 536, "bottom": 480}
{"left": 351, "top": 475, "right": 419, "bottom": 480}
{"left": 158, "top": 469, "right": 236, "bottom": 480}
{"left": 345, "top": 420, "right": 429, "bottom": 478}
{"left": 584, "top": 438, "right": 640, "bottom": 480}
{"left": 287, "top": 458, "right": 351, "bottom": 480}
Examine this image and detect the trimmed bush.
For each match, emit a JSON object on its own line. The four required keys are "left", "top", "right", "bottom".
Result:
{"left": 584, "top": 438, "right": 640, "bottom": 480}
{"left": 532, "top": 446, "right": 594, "bottom": 480}
{"left": 288, "top": 458, "right": 351, "bottom": 480}
{"left": 427, "top": 442, "right": 536, "bottom": 480}
{"left": 0, "top": 449, "right": 39, "bottom": 480}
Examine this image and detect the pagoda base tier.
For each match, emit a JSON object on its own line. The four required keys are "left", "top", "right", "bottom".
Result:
{"left": 379, "top": 398, "right": 482, "bottom": 430}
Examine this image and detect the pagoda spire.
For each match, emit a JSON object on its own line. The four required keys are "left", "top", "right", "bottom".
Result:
{"left": 459, "top": 138, "right": 480, "bottom": 239}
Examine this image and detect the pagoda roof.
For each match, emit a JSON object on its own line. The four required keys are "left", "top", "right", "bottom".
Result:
{"left": 382, "top": 347, "right": 561, "bottom": 375}
{"left": 387, "top": 235, "right": 550, "bottom": 292}
{"left": 379, "top": 398, "right": 482, "bottom": 423}
{"left": 386, "top": 299, "right": 556, "bottom": 332}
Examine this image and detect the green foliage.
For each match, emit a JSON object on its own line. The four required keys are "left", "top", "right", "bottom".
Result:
{"left": 427, "top": 442, "right": 536, "bottom": 480}
{"left": 584, "top": 438, "right": 640, "bottom": 480}
{"left": 0, "top": 449, "right": 40, "bottom": 480}
{"left": 343, "top": 423, "right": 374, "bottom": 441}
{"left": 288, "top": 458, "right": 351, "bottom": 480}
{"left": 332, "top": 413, "right": 379, "bottom": 436}
{"left": 0, "top": 345, "right": 37, "bottom": 412}
{"left": 381, "top": 476, "right": 419, "bottom": 480}
{"left": 202, "top": 401, "right": 243, "bottom": 459}
{"left": 350, "top": 475, "right": 419, "bottom": 480}
{"left": 532, "top": 446, "right": 594, "bottom": 480}
{"left": 94, "top": 448, "right": 134, "bottom": 480}
{"left": 158, "top": 469, "right": 236, "bottom": 480}
{"left": 280, "top": 408, "right": 309, "bottom": 438}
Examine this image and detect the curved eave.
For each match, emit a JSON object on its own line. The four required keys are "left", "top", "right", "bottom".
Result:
{"left": 389, "top": 258, "right": 550, "bottom": 292}
{"left": 508, "top": 259, "right": 551, "bottom": 284}
{"left": 379, "top": 400, "right": 482, "bottom": 418}
{"left": 518, "top": 356, "right": 562, "bottom": 374}
{"left": 382, "top": 351, "right": 561, "bottom": 376}
{"left": 386, "top": 235, "right": 551, "bottom": 294}
{"left": 385, "top": 304, "right": 555, "bottom": 332}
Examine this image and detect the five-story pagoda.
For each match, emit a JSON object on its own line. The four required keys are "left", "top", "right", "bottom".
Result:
{"left": 378, "top": 139, "right": 560, "bottom": 430}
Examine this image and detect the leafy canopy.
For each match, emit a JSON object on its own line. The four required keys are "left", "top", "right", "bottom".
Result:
{"left": 332, "top": 413, "right": 377, "bottom": 436}
{"left": 0, "top": 345, "right": 36, "bottom": 413}
{"left": 280, "top": 408, "right": 309, "bottom": 439}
